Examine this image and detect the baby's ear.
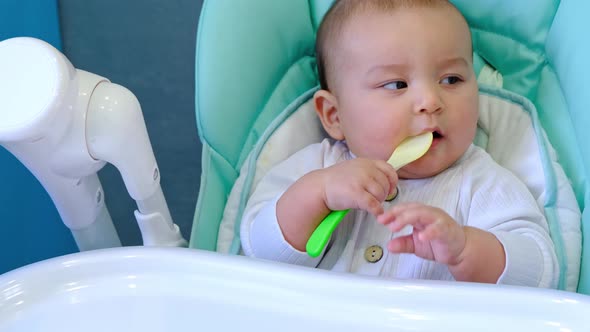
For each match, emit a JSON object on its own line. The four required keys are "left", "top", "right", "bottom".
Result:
{"left": 313, "top": 89, "right": 345, "bottom": 140}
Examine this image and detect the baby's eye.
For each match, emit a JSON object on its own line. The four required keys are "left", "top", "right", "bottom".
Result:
{"left": 441, "top": 76, "right": 462, "bottom": 85}
{"left": 382, "top": 81, "right": 408, "bottom": 90}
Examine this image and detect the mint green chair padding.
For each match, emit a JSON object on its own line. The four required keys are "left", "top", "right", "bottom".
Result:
{"left": 192, "top": 0, "right": 590, "bottom": 294}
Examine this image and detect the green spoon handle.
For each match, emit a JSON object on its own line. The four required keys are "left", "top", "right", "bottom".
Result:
{"left": 306, "top": 209, "right": 350, "bottom": 257}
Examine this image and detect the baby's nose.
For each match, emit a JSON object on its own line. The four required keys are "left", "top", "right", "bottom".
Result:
{"left": 414, "top": 86, "right": 442, "bottom": 114}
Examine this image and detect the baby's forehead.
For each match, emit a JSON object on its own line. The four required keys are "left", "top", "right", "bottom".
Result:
{"left": 329, "top": 6, "right": 472, "bottom": 60}
{"left": 318, "top": 2, "right": 472, "bottom": 90}
{"left": 342, "top": 5, "right": 467, "bottom": 35}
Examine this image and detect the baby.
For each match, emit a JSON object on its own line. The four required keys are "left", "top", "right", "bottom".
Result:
{"left": 240, "top": 0, "right": 558, "bottom": 287}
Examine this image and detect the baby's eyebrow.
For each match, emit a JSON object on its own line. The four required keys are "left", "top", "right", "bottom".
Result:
{"left": 365, "top": 63, "right": 407, "bottom": 77}
{"left": 365, "top": 57, "right": 470, "bottom": 78}
{"left": 437, "top": 57, "right": 469, "bottom": 68}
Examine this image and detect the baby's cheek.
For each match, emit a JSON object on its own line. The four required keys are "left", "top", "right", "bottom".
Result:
{"left": 355, "top": 134, "right": 392, "bottom": 160}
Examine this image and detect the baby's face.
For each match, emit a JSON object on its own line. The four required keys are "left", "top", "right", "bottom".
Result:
{"left": 330, "top": 6, "right": 479, "bottom": 178}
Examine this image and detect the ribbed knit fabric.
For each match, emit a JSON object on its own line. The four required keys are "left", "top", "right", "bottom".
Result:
{"left": 241, "top": 139, "right": 558, "bottom": 288}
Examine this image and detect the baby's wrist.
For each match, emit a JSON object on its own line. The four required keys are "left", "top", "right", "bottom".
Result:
{"left": 305, "top": 168, "right": 331, "bottom": 211}
{"left": 448, "top": 226, "right": 504, "bottom": 283}
{"left": 449, "top": 226, "right": 470, "bottom": 267}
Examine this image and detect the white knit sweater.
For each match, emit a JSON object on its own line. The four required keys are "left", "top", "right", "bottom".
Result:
{"left": 241, "top": 139, "right": 558, "bottom": 288}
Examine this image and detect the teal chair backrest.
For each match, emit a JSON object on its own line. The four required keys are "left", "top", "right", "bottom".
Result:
{"left": 0, "top": 0, "right": 78, "bottom": 274}
{"left": 192, "top": 0, "right": 590, "bottom": 294}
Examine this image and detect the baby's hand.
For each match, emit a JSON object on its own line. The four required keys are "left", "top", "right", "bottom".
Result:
{"left": 320, "top": 159, "right": 398, "bottom": 216}
{"left": 377, "top": 203, "right": 466, "bottom": 266}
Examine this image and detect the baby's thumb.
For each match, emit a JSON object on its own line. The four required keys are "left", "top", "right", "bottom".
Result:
{"left": 385, "top": 186, "right": 399, "bottom": 202}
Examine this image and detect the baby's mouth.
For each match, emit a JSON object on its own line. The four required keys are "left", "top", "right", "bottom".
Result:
{"left": 430, "top": 130, "right": 444, "bottom": 147}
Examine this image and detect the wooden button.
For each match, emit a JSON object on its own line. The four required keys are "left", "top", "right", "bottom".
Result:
{"left": 385, "top": 186, "right": 399, "bottom": 202}
{"left": 364, "top": 245, "right": 383, "bottom": 263}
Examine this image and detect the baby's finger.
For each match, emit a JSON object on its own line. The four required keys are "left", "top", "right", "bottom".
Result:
{"left": 367, "top": 172, "right": 389, "bottom": 201}
{"left": 387, "top": 234, "right": 415, "bottom": 254}
{"left": 419, "top": 219, "right": 453, "bottom": 242}
{"left": 375, "top": 161, "right": 398, "bottom": 197}
{"left": 384, "top": 205, "right": 436, "bottom": 233}
{"left": 356, "top": 192, "right": 384, "bottom": 216}
{"left": 377, "top": 202, "right": 424, "bottom": 225}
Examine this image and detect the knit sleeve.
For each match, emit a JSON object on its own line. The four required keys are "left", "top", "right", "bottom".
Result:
{"left": 461, "top": 148, "right": 558, "bottom": 288}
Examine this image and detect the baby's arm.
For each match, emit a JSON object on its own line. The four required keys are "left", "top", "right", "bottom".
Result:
{"left": 278, "top": 158, "right": 397, "bottom": 251}
{"left": 377, "top": 204, "right": 505, "bottom": 283}
{"left": 379, "top": 154, "right": 557, "bottom": 287}
{"left": 465, "top": 159, "right": 558, "bottom": 288}
{"left": 466, "top": 189, "right": 558, "bottom": 287}
{"left": 241, "top": 139, "right": 397, "bottom": 260}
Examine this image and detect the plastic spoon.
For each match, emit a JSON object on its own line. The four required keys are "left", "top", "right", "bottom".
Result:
{"left": 305, "top": 132, "right": 434, "bottom": 257}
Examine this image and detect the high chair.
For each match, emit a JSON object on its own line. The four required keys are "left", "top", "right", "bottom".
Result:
{"left": 2, "top": 2, "right": 590, "bottom": 330}
{"left": 191, "top": 0, "right": 590, "bottom": 294}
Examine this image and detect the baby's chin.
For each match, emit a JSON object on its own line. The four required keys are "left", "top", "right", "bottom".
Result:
{"left": 397, "top": 160, "right": 449, "bottom": 179}
{"left": 397, "top": 168, "right": 442, "bottom": 180}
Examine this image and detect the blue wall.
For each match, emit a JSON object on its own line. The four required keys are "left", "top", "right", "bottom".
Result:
{"left": 0, "top": 0, "right": 78, "bottom": 274}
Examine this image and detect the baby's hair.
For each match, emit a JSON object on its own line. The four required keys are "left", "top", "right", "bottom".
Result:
{"left": 316, "top": 0, "right": 467, "bottom": 91}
